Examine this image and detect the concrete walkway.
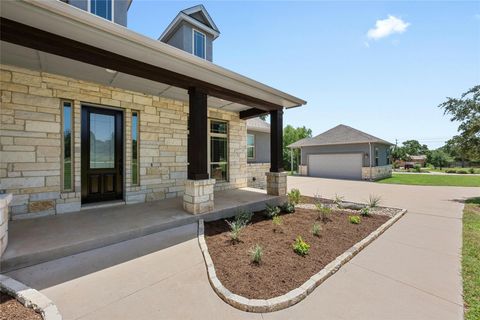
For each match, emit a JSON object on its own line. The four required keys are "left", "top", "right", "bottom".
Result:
{"left": 5, "top": 177, "right": 479, "bottom": 319}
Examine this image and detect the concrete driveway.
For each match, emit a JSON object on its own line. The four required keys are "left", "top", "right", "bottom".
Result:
{"left": 6, "top": 177, "right": 479, "bottom": 320}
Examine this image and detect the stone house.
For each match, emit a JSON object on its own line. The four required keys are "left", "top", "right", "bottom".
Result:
{"left": 0, "top": 0, "right": 306, "bottom": 221}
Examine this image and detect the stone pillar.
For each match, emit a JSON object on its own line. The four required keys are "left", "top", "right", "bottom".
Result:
{"left": 0, "top": 194, "right": 13, "bottom": 257}
{"left": 183, "top": 179, "right": 215, "bottom": 214}
{"left": 266, "top": 172, "right": 287, "bottom": 196}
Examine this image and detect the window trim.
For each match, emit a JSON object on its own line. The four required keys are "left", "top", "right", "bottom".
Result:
{"left": 192, "top": 28, "right": 206, "bottom": 59}
{"left": 247, "top": 133, "right": 255, "bottom": 160}
{"left": 208, "top": 119, "right": 229, "bottom": 182}
{"left": 88, "top": 0, "right": 115, "bottom": 22}
{"left": 131, "top": 111, "right": 139, "bottom": 186}
{"left": 375, "top": 147, "right": 379, "bottom": 167}
{"left": 61, "top": 100, "right": 74, "bottom": 192}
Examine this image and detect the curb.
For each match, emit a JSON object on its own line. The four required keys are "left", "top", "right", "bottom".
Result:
{"left": 0, "top": 274, "right": 62, "bottom": 320}
{"left": 198, "top": 207, "right": 407, "bottom": 313}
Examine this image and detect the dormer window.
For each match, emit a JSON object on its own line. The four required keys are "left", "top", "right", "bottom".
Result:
{"left": 193, "top": 29, "right": 206, "bottom": 59}
{"left": 89, "top": 0, "right": 114, "bottom": 21}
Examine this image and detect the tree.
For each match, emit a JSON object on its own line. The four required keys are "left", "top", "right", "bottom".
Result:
{"left": 429, "top": 150, "right": 452, "bottom": 169}
{"left": 283, "top": 125, "right": 312, "bottom": 172}
{"left": 259, "top": 114, "right": 269, "bottom": 121}
{"left": 402, "top": 140, "right": 429, "bottom": 156}
{"left": 438, "top": 86, "right": 480, "bottom": 161}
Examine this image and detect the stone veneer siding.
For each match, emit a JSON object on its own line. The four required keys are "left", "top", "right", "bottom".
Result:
{"left": 246, "top": 162, "right": 270, "bottom": 189}
{"left": 361, "top": 165, "right": 392, "bottom": 180}
{"left": 0, "top": 64, "right": 247, "bottom": 218}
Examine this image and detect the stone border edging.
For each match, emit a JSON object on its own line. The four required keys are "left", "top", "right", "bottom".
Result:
{"left": 0, "top": 274, "right": 62, "bottom": 320}
{"left": 198, "top": 207, "right": 407, "bottom": 313}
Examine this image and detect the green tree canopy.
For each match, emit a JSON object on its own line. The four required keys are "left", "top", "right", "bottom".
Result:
{"left": 283, "top": 125, "right": 312, "bottom": 171}
{"left": 429, "top": 150, "right": 452, "bottom": 169}
{"left": 439, "top": 86, "right": 480, "bottom": 161}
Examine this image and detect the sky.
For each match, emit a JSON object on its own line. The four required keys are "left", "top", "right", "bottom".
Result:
{"left": 127, "top": 1, "right": 480, "bottom": 149}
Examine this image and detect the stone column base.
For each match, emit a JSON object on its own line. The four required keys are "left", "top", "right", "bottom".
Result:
{"left": 298, "top": 165, "right": 308, "bottom": 176}
{"left": 0, "top": 194, "right": 13, "bottom": 257}
{"left": 183, "top": 179, "right": 215, "bottom": 214}
{"left": 266, "top": 172, "right": 288, "bottom": 196}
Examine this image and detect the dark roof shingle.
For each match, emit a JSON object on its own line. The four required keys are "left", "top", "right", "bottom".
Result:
{"left": 288, "top": 124, "right": 393, "bottom": 148}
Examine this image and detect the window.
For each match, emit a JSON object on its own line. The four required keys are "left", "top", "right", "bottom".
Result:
{"left": 131, "top": 112, "right": 139, "bottom": 186}
{"left": 193, "top": 29, "right": 206, "bottom": 59}
{"left": 209, "top": 120, "right": 228, "bottom": 182}
{"left": 375, "top": 147, "right": 379, "bottom": 166}
{"left": 247, "top": 134, "right": 255, "bottom": 160}
{"left": 386, "top": 148, "right": 391, "bottom": 165}
{"left": 90, "top": 0, "right": 113, "bottom": 21}
{"left": 62, "top": 101, "right": 73, "bottom": 191}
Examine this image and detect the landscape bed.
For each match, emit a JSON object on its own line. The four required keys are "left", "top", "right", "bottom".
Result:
{"left": 201, "top": 195, "right": 405, "bottom": 311}
{"left": 0, "top": 292, "right": 42, "bottom": 320}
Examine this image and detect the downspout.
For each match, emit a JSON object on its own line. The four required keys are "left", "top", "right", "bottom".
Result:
{"left": 368, "top": 142, "right": 372, "bottom": 181}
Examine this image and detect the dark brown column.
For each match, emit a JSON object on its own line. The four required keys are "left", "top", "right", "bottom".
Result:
{"left": 270, "top": 109, "right": 284, "bottom": 172}
{"left": 188, "top": 87, "right": 209, "bottom": 180}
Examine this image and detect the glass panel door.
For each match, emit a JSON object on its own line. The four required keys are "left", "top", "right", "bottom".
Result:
{"left": 90, "top": 113, "right": 115, "bottom": 169}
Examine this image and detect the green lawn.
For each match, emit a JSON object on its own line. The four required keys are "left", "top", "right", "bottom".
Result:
{"left": 463, "top": 197, "right": 480, "bottom": 320}
{"left": 377, "top": 173, "right": 480, "bottom": 187}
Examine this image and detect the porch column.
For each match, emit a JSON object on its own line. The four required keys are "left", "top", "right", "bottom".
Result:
{"left": 184, "top": 87, "right": 215, "bottom": 214}
{"left": 266, "top": 109, "right": 287, "bottom": 196}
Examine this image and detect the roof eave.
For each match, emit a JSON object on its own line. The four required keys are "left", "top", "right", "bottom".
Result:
{"left": 1, "top": 0, "right": 305, "bottom": 109}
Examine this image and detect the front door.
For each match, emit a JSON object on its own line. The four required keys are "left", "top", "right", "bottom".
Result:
{"left": 81, "top": 106, "right": 123, "bottom": 204}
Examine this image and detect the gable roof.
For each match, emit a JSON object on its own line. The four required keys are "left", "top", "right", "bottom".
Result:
{"left": 288, "top": 124, "right": 393, "bottom": 148}
{"left": 247, "top": 118, "right": 270, "bottom": 133}
{"left": 159, "top": 4, "right": 220, "bottom": 42}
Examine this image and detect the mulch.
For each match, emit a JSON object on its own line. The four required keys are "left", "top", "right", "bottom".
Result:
{"left": 204, "top": 201, "right": 390, "bottom": 299}
{"left": 0, "top": 292, "right": 42, "bottom": 320}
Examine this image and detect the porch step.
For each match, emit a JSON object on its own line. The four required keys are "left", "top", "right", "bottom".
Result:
{"left": 1, "top": 188, "right": 283, "bottom": 273}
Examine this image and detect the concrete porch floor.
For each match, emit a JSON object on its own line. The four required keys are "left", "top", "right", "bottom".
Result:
{"left": 1, "top": 187, "right": 282, "bottom": 273}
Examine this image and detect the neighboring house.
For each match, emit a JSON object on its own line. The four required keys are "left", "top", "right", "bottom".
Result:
{"left": 246, "top": 118, "right": 270, "bottom": 188}
{"left": 288, "top": 125, "right": 393, "bottom": 180}
{"left": 399, "top": 155, "right": 427, "bottom": 169}
{"left": 0, "top": 1, "right": 306, "bottom": 219}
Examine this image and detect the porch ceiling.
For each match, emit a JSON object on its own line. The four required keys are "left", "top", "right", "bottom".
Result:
{"left": 0, "top": 0, "right": 306, "bottom": 114}
{"left": 0, "top": 41, "right": 249, "bottom": 113}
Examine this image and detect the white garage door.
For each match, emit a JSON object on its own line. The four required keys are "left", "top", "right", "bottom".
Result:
{"left": 308, "top": 153, "right": 362, "bottom": 180}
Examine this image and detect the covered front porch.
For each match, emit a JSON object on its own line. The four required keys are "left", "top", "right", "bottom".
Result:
{"left": 0, "top": 0, "right": 305, "bottom": 217}
{"left": 0, "top": 187, "right": 283, "bottom": 273}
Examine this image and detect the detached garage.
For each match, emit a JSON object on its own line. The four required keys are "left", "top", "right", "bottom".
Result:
{"left": 289, "top": 125, "right": 393, "bottom": 181}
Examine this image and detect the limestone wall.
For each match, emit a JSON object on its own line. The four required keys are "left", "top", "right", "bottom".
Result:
{"left": 246, "top": 163, "right": 270, "bottom": 189}
{"left": 361, "top": 165, "right": 392, "bottom": 180}
{"left": 0, "top": 64, "right": 247, "bottom": 218}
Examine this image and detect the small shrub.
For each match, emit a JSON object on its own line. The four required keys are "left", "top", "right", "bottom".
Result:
{"left": 315, "top": 203, "right": 332, "bottom": 222}
{"left": 468, "top": 168, "right": 475, "bottom": 174}
{"left": 334, "top": 194, "right": 344, "bottom": 205}
{"left": 445, "top": 169, "right": 457, "bottom": 173}
{"left": 368, "top": 194, "right": 381, "bottom": 208}
{"left": 281, "top": 201, "right": 295, "bottom": 213}
{"left": 235, "top": 210, "right": 253, "bottom": 226}
{"left": 349, "top": 215, "right": 361, "bottom": 224}
{"left": 250, "top": 244, "right": 263, "bottom": 264}
{"left": 413, "top": 164, "right": 421, "bottom": 173}
{"left": 265, "top": 203, "right": 281, "bottom": 218}
{"left": 272, "top": 215, "right": 283, "bottom": 231}
{"left": 287, "top": 188, "right": 301, "bottom": 205}
{"left": 225, "top": 219, "right": 245, "bottom": 243}
{"left": 293, "top": 236, "right": 310, "bottom": 256}
{"left": 312, "top": 223, "right": 322, "bottom": 237}
{"left": 360, "top": 207, "right": 370, "bottom": 216}
{"left": 456, "top": 170, "right": 468, "bottom": 174}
